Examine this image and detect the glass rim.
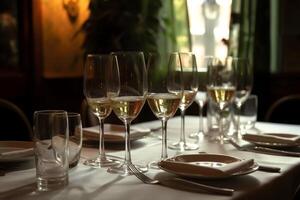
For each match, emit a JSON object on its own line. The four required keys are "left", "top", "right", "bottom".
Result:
{"left": 110, "top": 51, "right": 144, "bottom": 55}
{"left": 87, "top": 54, "right": 111, "bottom": 57}
{"left": 34, "top": 110, "right": 67, "bottom": 115}
{"left": 67, "top": 112, "right": 81, "bottom": 117}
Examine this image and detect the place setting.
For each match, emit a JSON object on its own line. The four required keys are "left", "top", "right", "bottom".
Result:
{"left": 232, "top": 132, "right": 300, "bottom": 157}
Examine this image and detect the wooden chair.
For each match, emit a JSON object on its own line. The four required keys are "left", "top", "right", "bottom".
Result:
{"left": 265, "top": 94, "right": 300, "bottom": 124}
{"left": 0, "top": 98, "right": 33, "bottom": 140}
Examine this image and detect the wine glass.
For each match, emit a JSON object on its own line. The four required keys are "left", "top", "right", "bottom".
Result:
{"left": 206, "top": 56, "right": 236, "bottom": 143}
{"left": 189, "top": 56, "right": 208, "bottom": 139}
{"left": 232, "top": 57, "right": 253, "bottom": 136}
{"left": 107, "top": 51, "right": 148, "bottom": 176}
{"left": 168, "top": 52, "right": 199, "bottom": 151}
{"left": 83, "top": 54, "right": 119, "bottom": 168}
{"left": 146, "top": 52, "right": 182, "bottom": 168}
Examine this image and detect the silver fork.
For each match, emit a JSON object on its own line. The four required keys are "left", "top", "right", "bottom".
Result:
{"left": 128, "top": 163, "right": 234, "bottom": 196}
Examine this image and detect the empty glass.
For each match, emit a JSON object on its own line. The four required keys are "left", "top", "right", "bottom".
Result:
{"left": 33, "top": 110, "right": 69, "bottom": 191}
{"left": 233, "top": 94, "right": 258, "bottom": 132}
{"left": 68, "top": 112, "right": 82, "bottom": 168}
{"left": 189, "top": 56, "right": 208, "bottom": 139}
{"left": 232, "top": 57, "right": 253, "bottom": 136}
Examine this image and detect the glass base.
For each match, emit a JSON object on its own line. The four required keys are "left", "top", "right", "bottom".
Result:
{"left": 214, "top": 135, "right": 230, "bottom": 144}
{"left": 168, "top": 141, "right": 199, "bottom": 151}
{"left": 37, "top": 175, "right": 68, "bottom": 192}
{"left": 107, "top": 162, "right": 148, "bottom": 176}
{"left": 83, "top": 156, "right": 120, "bottom": 168}
{"left": 148, "top": 160, "right": 161, "bottom": 170}
{"left": 189, "top": 132, "right": 200, "bottom": 139}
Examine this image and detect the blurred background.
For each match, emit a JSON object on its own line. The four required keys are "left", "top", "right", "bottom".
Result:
{"left": 1, "top": 0, "right": 300, "bottom": 140}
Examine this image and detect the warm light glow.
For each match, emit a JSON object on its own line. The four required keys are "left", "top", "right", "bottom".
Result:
{"left": 188, "top": 0, "right": 231, "bottom": 59}
{"left": 187, "top": 0, "right": 205, "bottom": 35}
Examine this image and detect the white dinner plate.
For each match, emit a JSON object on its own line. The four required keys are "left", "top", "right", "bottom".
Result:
{"left": 158, "top": 154, "right": 258, "bottom": 180}
{"left": 83, "top": 124, "right": 151, "bottom": 143}
{"left": 243, "top": 133, "right": 300, "bottom": 148}
{"left": 0, "top": 141, "right": 34, "bottom": 162}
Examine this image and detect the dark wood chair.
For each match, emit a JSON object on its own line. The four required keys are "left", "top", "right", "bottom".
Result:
{"left": 265, "top": 94, "right": 300, "bottom": 124}
{"left": 0, "top": 98, "right": 33, "bottom": 140}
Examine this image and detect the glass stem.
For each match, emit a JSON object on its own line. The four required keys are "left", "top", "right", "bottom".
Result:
{"left": 98, "top": 117, "right": 106, "bottom": 160}
{"left": 161, "top": 119, "right": 168, "bottom": 160}
{"left": 218, "top": 110, "right": 224, "bottom": 142}
{"left": 180, "top": 109, "right": 186, "bottom": 144}
{"left": 124, "top": 121, "right": 131, "bottom": 165}
{"left": 198, "top": 103, "right": 204, "bottom": 134}
{"left": 236, "top": 104, "right": 242, "bottom": 134}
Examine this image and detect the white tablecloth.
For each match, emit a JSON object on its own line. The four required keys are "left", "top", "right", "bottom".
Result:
{"left": 1, "top": 116, "right": 300, "bottom": 200}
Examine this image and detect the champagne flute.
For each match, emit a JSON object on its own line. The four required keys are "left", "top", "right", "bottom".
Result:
{"left": 232, "top": 58, "right": 253, "bottom": 136}
{"left": 168, "top": 52, "right": 199, "bottom": 151}
{"left": 206, "top": 57, "right": 236, "bottom": 143}
{"left": 107, "top": 51, "right": 148, "bottom": 176}
{"left": 83, "top": 54, "right": 119, "bottom": 168}
{"left": 147, "top": 52, "right": 182, "bottom": 169}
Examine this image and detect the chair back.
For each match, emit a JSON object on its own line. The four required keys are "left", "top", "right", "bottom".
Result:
{"left": 0, "top": 98, "right": 33, "bottom": 140}
{"left": 265, "top": 94, "right": 300, "bottom": 124}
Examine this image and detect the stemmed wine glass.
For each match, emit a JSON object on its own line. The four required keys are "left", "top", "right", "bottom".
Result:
{"left": 206, "top": 56, "right": 236, "bottom": 143}
{"left": 83, "top": 54, "right": 119, "bottom": 168}
{"left": 189, "top": 56, "right": 208, "bottom": 139}
{"left": 147, "top": 52, "right": 182, "bottom": 168}
{"left": 107, "top": 51, "right": 148, "bottom": 176}
{"left": 168, "top": 52, "right": 198, "bottom": 151}
{"left": 232, "top": 57, "right": 253, "bottom": 136}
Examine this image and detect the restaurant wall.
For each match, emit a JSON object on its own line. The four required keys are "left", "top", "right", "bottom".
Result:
{"left": 2, "top": 0, "right": 300, "bottom": 135}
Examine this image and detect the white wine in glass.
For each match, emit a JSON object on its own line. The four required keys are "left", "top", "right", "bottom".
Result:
{"left": 206, "top": 57, "right": 236, "bottom": 143}
{"left": 146, "top": 52, "right": 182, "bottom": 169}
{"left": 107, "top": 51, "right": 148, "bottom": 176}
{"left": 83, "top": 54, "right": 119, "bottom": 168}
{"left": 168, "top": 52, "right": 199, "bottom": 152}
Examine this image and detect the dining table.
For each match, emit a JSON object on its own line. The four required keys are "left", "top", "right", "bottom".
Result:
{"left": 1, "top": 115, "right": 300, "bottom": 200}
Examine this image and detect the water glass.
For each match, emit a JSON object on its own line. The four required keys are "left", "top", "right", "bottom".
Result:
{"left": 233, "top": 94, "right": 258, "bottom": 132}
{"left": 68, "top": 112, "right": 82, "bottom": 168}
{"left": 207, "top": 100, "right": 233, "bottom": 140}
{"left": 33, "top": 110, "right": 69, "bottom": 191}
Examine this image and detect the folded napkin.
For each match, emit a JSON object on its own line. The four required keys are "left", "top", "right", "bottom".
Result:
{"left": 159, "top": 158, "right": 254, "bottom": 177}
{"left": 83, "top": 124, "right": 150, "bottom": 142}
{"left": 0, "top": 148, "right": 34, "bottom": 159}
{"left": 243, "top": 133, "right": 300, "bottom": 145}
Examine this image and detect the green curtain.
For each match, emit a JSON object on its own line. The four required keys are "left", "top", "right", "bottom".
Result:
{"left": 157, "top": 0, "right": 191, "bottom": 54}
{"left": 229, "top": 0, "right": 271, "bottom": 73}
{"left": 229, "top": 0, "right": 257, "bottom": 67}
